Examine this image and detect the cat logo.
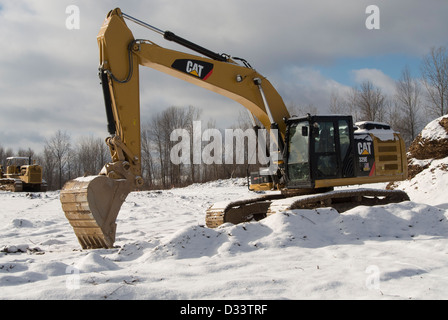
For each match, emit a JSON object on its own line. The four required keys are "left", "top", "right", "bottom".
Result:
{"left": 171, "top": 59, "right": 214, "bottom": 80}
{"left": 186, "top": 61, "right": 203, "bottom": 77}
{"left": 357, "top": 141, "right": 372, "bottom": 155}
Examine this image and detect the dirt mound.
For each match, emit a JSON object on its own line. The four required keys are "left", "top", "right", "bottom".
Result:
{"left": 408, "top": 116, "right": 448, "bottom": 160}
{"left": 387, "top": 116, "right": 448, "bottom": 198}
{"left": 441, "top": 117, "right": 448, "bottom": 132}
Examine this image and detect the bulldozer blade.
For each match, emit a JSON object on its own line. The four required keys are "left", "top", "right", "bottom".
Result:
{"left": 60, "top": 175, "right": 131, "bottom": 249}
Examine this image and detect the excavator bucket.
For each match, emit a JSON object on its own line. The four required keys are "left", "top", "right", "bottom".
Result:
{"left": 60, "top": 175, "right": 131, "bottom": 249}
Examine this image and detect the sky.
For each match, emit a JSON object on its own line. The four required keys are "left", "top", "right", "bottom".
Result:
{"left": 0, "top": 0, "right": 447, "bottom": 154}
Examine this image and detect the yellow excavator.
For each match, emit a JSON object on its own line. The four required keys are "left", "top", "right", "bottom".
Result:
{"left": 60, "top": 8, "right": 409, "bottom": 249}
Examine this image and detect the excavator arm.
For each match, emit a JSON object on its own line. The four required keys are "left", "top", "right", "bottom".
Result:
{"left": 60, "top": 8, "right": 289, "bottom": 249}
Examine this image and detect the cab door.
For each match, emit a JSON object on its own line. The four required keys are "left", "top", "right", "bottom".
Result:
{"left": 311, "top": 117, "right": 354, "bottom": 181}
{"left": 285, "top": 120, "right": 312, "bottom": 188}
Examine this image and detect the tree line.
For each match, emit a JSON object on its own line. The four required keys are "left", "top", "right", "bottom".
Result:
{"left": 328, "top": 46, "right": 448, "bottom": 146}
{"left": 1, "top": 45, "right": 447, "bottom": 191}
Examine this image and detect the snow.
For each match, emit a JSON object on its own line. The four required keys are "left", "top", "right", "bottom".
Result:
{"left": 0, "top": 170, "right": 448, "bottom": 300}
{"left": 1, "top": 119, "right": 448, "bottom": 300}
{"left": 73, "top": 175, "right": 100, "bottom": 182}
{"left": 398, "top": 158, "right": 448, "bottom": 206}
{"left": 421, "top": 115, "right": 448, "bottom": 140}
{"left": 355, "top": 121, "right": 397, "bottom": 141}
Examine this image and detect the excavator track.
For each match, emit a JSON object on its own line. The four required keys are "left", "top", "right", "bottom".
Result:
{"left": 206, "top": 193, "right": 284, "bottom": 228}
{"left": 205, "top": 188, "right": 410, "bottom": 228}
{"left": 0, "top": 179, "right": 23, "bottom": 192}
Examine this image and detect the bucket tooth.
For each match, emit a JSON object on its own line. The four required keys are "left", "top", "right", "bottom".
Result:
{"left": 60, "top": 175, "right": 131, "bottom": 249}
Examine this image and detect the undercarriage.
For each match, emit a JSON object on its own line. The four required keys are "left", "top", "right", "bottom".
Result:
{"left": 205, "top": 188, "right": 410, "bottom": 228}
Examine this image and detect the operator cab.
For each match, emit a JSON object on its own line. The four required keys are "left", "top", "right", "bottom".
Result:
{"left": 284, "top": 115, "right": 355, "bottom": 188}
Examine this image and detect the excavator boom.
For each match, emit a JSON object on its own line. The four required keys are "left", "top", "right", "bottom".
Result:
{"left": 60, "top": 8, "right": 289, "bottom": 249}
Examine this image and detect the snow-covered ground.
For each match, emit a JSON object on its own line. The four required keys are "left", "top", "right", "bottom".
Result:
{"left": 0, "top": 172, "right": 447, "bottom": 300}
{"left": 1, "top": 117, "right": 448, "bottom": 300}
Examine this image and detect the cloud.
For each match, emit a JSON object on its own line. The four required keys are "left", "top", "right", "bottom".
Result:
{"left": 0, "top": 0, "right": 446, "bottom": 154}
{"left": 272, "top": 66, "right": 352, "bottom": 112}
{"left": 351, "top": 68, "right": 396, "bottom": 96}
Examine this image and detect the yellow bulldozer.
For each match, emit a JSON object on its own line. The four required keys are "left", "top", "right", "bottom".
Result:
{"left": 0, "top": 157, "right": 47, "bottom": 192}
{"left": 60, "top": 8, "right": 409, "bottom": 249}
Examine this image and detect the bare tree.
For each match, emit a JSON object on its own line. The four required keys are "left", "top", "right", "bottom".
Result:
{"left": 141, "top": 123, "right": 155, "bottom": 188}
{"left": 185, "top": 106, "right": 202, "bottom": 184}
{"left": 146, "top": 106, "right": 201, "bottom": 188}
{"left": 45, "top": 130, "right": 71, "bottom": 189}
{"left": 329, "top": 90, "right": 346, "bottom": 115}
{"left": 395, "top": 66, "right": 422, "bottom": 145}
{"left": 42, "top": 145, "right": 56, "bottom": 189}
{"left": 75, "top": 135, "right": 109, "bottom": 176}
{"left": 17, "top": 147, "right": 35, "bottom": 159}
{"left": 329, "top": 88, "right": 361, "bottom": 122}
{"left": 287, "top": 101, "right": 318, "bottom": 117}
{"left": 354, "top": 81, "right": 386, "bottom": 122}
{"left": 345, "top": 87, "right": 362, "bottom": 122}
{"left": 148, "top": 113, "right": 166, "bottom": 188}
{"left": 421, "top": 46, "right": 448, "bottom": 117}
{"left": 0, "top": 145, "right": 14, "bottom": 167}
{"left": 383, "top": 98, "right": 402, "bottom": 133}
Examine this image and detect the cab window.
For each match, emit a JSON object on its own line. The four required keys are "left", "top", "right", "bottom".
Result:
{"left": 287, "top": 121, "right": 310, "bottom": 184}
{"left": 313, "top": 121, "right": 337, "bottom": 178}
